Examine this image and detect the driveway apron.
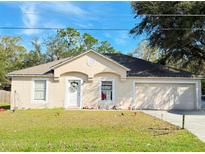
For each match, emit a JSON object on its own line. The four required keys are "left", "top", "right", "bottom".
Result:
{"left": 143, "top": 110, "right": 205, "bottom": 142}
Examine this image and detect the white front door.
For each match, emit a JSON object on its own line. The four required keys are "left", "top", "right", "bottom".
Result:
{"left": 66, "top": 80, "right": 81, "bottom": 107}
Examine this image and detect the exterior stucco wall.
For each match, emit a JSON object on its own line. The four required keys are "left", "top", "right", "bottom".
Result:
{"left": 11, "top": 77, "right": 32, "bottom": 109}
{"left": 11, "top": 72, "right": 132, "bottom": 109}
{"left": 11, "top": 77, "right": 64, "bottom": 109}
{"left": 82, "top": 73, "right": 133, "bottom": 109}
{"left": 11, "top": 74, "right": 201, "bottom": 110}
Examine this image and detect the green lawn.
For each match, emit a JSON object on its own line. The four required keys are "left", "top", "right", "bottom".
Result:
{"left": 0, "top": 109, "right": 204, "bottom": 152}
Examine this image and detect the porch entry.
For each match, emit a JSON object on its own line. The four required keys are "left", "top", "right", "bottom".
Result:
{"left": 65, "top": 79, "right": 81, "bottom": 108}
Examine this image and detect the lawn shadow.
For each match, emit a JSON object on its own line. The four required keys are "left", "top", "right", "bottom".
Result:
{"left": 148, "top": 126, "right": 181, "bottom": 136}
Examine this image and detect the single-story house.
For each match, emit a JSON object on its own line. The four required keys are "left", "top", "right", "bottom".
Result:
{"left": 8, "top": 50, "right": 202, "bottom": 110}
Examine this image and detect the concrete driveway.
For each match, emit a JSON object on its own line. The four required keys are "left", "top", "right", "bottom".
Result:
{"left": 143, "top": 110, "right": 205, "bottom": 142}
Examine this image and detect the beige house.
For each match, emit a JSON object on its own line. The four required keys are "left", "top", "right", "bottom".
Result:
{"left": 8, "top": 50, "right": 202, "bottom": 110}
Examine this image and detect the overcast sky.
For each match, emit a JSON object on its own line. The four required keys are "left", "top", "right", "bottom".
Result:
{"left": 0, "top": 1, "right": 146, "bottom": 53}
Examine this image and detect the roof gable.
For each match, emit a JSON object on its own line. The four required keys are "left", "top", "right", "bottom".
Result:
{"left": 53, "top": 50, "right": 128, "bottom": 78}
{"left": 50, "top": 50, "right": 130, "bottom": 71}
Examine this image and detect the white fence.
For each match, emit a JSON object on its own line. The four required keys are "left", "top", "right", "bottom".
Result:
{"left": 0, "top": 90, "right": 11, "bottom": 104}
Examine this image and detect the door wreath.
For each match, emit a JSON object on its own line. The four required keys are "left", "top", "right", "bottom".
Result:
{"left": 69, "top": 81, "right": 79, "bottom": 92}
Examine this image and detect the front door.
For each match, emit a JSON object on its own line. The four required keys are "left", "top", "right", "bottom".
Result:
{"left": 67, "top": 80, "right": 81, "bottom": 107}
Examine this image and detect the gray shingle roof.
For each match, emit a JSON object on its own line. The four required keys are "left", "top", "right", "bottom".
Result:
{"left": 103, "top": 53, "right": 193, "bottom": 77}
{"left": 8, "top": 52, "right": 193, "bottom": 78}
{"left": 8, "top": 57, "right": 71, "bottom": 76}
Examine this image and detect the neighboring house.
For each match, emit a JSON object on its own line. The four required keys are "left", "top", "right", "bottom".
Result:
{"left": 8, "top": 50, "right": 202, "bottom": 110}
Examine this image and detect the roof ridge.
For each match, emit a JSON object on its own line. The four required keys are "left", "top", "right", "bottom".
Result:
{"left": 49, "top": 56, "right": 72, "bottom": 69}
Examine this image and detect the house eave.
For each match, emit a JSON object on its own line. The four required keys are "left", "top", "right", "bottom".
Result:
{"left": 7, "top": 74, "right": 53, "bottom": 78}
{"left": 127, "top": 76, "right": 202, "bottom": 80}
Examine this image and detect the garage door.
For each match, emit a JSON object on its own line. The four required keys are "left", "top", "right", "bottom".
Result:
{"left": 135, "top": 83, "right": 196, "bottom": 110}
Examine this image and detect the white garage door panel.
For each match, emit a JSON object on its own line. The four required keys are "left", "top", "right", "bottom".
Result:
{"left": 135, "top": 83, "right": 196, "bottom": 110}
{"left": 172, "top": 84, "right": 195, "bottom": 110}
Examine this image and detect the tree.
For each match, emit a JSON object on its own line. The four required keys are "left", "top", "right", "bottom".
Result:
{"left": 131, "top": 40, "right": 160, "bottom": 62}
{"left": 82, "top": 33, "right": 98, "bottom": 51}
{"left": 57, "top": 27, "right": 81, "bottom": 56}
{"left": 44, "top": 35, "right": 68, "bottom": 61}
{"left": 45, "top": 27, "right": 117, "bottom": 60}
{"left": 130, "top": 1, "right": 205, "bottom": 74}
{"left": 0, "top": 51, "right": 6, "bottom": 88}
{"left": 96, "top": 41, "right": 117, "bottom": 54}
{"left": 0, "top": 36, "right": 26, "bottom": 89}
{"left": 45, "top": 28, "right": 83, "bottom": 61}
{"left": 23, "top": 39, "right": 46, "bottom": 67}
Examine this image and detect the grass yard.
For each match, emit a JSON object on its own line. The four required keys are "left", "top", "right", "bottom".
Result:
{"left": 0, "top": 109, "right": 204, "bottom": 152}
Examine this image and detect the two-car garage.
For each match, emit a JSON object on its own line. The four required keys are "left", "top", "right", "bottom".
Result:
{"left": 134, "top": 81, "right": 199, "bottom": 110}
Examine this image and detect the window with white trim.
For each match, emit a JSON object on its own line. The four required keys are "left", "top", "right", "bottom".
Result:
{"left": 34, "top": 80, "right": 47, "bottom": 100}
{"left": 101, "top": 81, "right": 112, "bottom": 101}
